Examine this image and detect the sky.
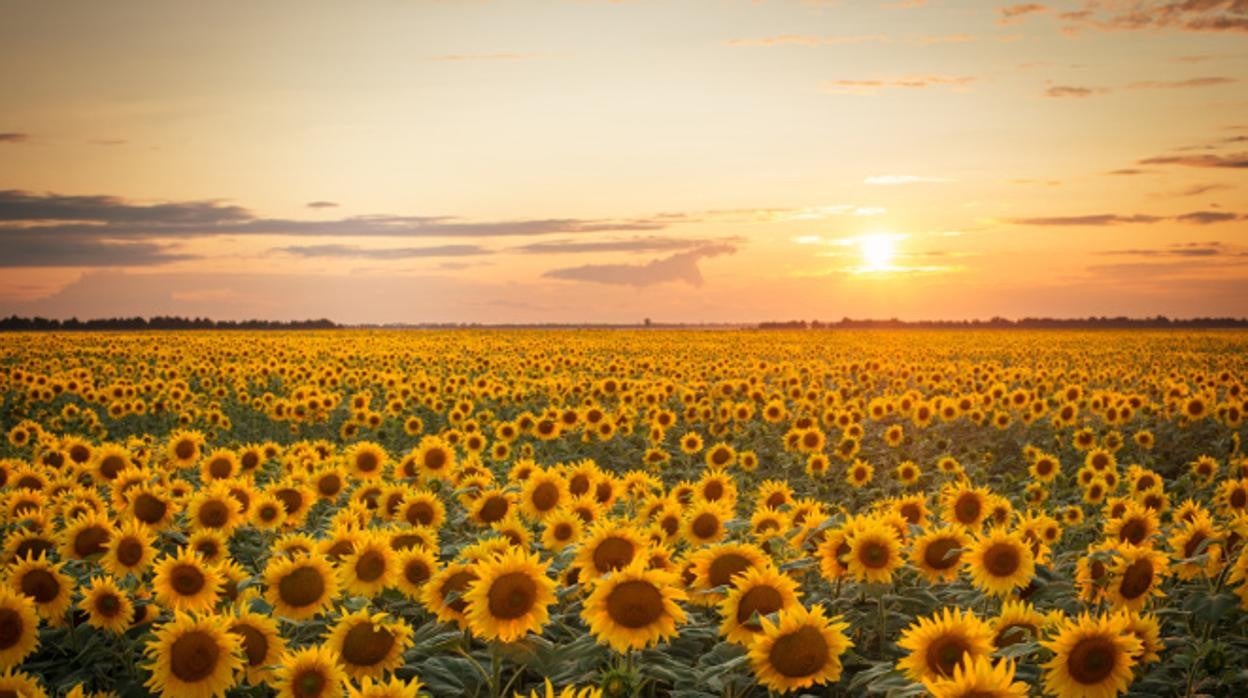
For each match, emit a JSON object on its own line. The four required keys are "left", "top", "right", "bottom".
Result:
{"left": 1, "top": 0, "right": 1246, "bottom": 324}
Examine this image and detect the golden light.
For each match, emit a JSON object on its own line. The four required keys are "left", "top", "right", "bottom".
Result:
{"left": 859, "top": 234, "right": 896, "bottom": 272}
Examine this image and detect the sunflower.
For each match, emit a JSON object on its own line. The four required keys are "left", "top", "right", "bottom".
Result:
{"left": 921, "top": 656, "right": 1028, "bottom": 698}
{"left": 56, "top": 510, "right": 113, "bottom": 561}
{"left": 422, "top": 562, "right": 479, "bottom": 629}
{"left": 187, "top": 529, "right": 229, "bottom": 565}
{"left": 0, "top": 587, "right": 39, "bottom": 668}
{"left": 124, "top": 484, "right": 177, "bottom": 530}
{"left": 153, "top": 549, "right": 222, "bottom": 613}
{"left": 227, "top": 610, "right": 287, "bottom": 685}
{"left": 263, "top": 553, "right": 339, "bottom": 620}
{"left": 252, "top": 493, "right": 289, "bottom": 530}
{"left": 347, "top": 676, "right": 426, "bottom": 698}
{"left": 541, "top": 508, "right": 584, "bottom": 552}
{"left": 1041, "top": 612, "right": 1142, "bottom": 698}
{"left": 412, "top": 437, "right": 456, "bottom": 481}
{"left": 394, "top": 546, "right": 437, "bottom": 601}
{"left": 274, "top": 645, "right": 347, "bottom": 698}
{"left": 845, "top": 518, "right": 903, "bottom": 584}
{"left": 717, "top": 565, "right": 801, "bottom": 645}
{"left": 326, "top": 609, "right": 414, "bottom": 680}
{"left": 681, "top": 500, "right": 733, "bottom": 546}
{"left": 0, "top": 668, "right": 46, "bottom": 698}
{"left": 991, "top": 599, "right": 1045, "bottom": 649}
{"left": 91, "top": 519, "right": 149, "bottom": 579}
{"left": 1168, "top": 511, "right": 1223, "bottom": 580}
{"left": 687, "top": 542, "right": 771, "bottom": 604}
{"left": 942, "top": 484, "right": 991, "bottom": 529}
{"left": 338, "top": 532, "right": 397, "bottom": 598}
{"left": 469, "top": 489, "right": 514, "bottom": 527}
{"left": 167, "top": 429, "right": 206, "bottom": 467}
{"left": 582, "top": 561, "right": 687, "bottom": 652}
{"left": 747, "top": 604, "right": 853, "bottom": 694}
{"left": 6, "top": 553, "right": 73, "bottom": 622}
{"left": 1104, "top": 503, "right": 1158, "bottom": 548}
{"left": 200, "top": 449, "right": 240, "bottom": 482}
{"left": 911, "top": 526, "right": 970, "bottom": 584}
{"left": 846, "top": 459, "right": 874, "bottom": 488}
{"left": 397, "top": 490, "right": 446, "bottom": 529}
{"left": 464, "top": 548, "right": 557, "bottom": 643}
{"left": 312, "top": 467, "right": 348, "bottom": 502}
{"left": 575, "top": 522, "right": 647, "bottom": 580}
{"left": 78, "top": 575, "right": 134, "bottom": 633}
{"left": 896, "top": 607, "right": 996, "bottom": 683}
{"left": 144, "top": 612, "right": 242, "bottom": 698}
{"left": 1104, "top": 544, "right": 1168, "bottom": 612}
{"left": 1117, "top": 611, "right": 1163, "bottom": 666}
{"left": 965, "top": 528, "right": 1034, "bottom": 597}
{"left": 516, "top": 678, "right": 602, "bottom": 698}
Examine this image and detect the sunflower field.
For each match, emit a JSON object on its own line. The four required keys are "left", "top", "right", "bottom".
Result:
{"left": 0, "top": 329, "right": 1246, "bottom": 698}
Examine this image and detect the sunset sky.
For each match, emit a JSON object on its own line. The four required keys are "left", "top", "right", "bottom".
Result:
{"left": 2, "top": 1, "right": 1246, "bottom": 324}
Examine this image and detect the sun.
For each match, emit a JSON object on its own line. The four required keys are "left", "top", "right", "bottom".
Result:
{"left": 859, "top": 234, "right": 896, "bottom": 271}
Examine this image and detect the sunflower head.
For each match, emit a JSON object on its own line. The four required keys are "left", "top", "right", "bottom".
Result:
{"left": 747, "top": 604, "right": 853, "bottom": 694}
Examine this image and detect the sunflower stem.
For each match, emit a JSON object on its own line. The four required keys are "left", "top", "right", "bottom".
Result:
{"left": 490, "top": 641, "right": 502, "bottom": 698}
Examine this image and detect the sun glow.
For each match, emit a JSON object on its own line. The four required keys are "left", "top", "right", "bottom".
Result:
{"left": 859, "top": 234, "right": 897, "bottom": 272}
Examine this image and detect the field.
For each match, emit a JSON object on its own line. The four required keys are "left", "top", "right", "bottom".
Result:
{"left": 0, "top": 329, "right": 1246, "bottom": 698}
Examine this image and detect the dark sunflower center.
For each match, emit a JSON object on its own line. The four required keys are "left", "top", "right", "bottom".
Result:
{"left": 592, "top": 537, "right": 636, "bottom": 573}
{"left": 769, "top": 625, "right": 829, "bottom": 678}
{"left": 925, "top": 635, "right": 970, "bottom": 678}
{"left": 279, "top": 566, "right": 326, "bottom": 608}
{"left": 170, "top": 630, "right": 221, "bottom": 682}
{"left": 0, "top": 608, "right": 24, "bottom": 649}
{"left": 116, "top": 538, "right": 145, "bottom": 566}
{"left": 442, "top": 571, "right": 477, "bottom": 613}
{"left": 691, "top": 514, "right": 720, "bottom": 540}
{"left": 1118, "top": 519, "right": 1147, "bottom": 546}
{"left": 208, "top": 458, "right": 233, "bottom": 478}
{"left": 708, "top": 553, "right": 751, "bottom": 588}
{"left": 859, "top": 540, "right": 890, "bottom": 569}
{"left": 295, "top": 668, "right": 326, "bottom": 697}
{"left": 994, "top": 622, "right": 1035, "bottom": 648}
{"left": 923, "top": 538, "right": 960, "bottom": 571}
{"left": 606, "top": 580, "right": 664, "bottom": 629}
{"left": 231, "top": 623, "right": 269, "bottom": 666}
{"left": 174, "top": 440, "right": 196, "bottom": 461}
{"left": 341, "top": 623, "right": 395, "bottom": 667}
{"left": 170, "top": 564, "right": 206, "bottom": 596}
{"left": 488, "top": 572, "right": 538, "bottom": 620}
{"left": 404, "top": 559, "right": 431, "bottom": 586}
{"left": 983, "top": 543, "right": 1021, "bottom": 577}
{"left": 1119, "top": 559, "right": 1154, "bottom": 600}
{"left": 477, "top": 496, "right": 509, "bottom": 524}
{"left": 133, "top": 493, "right": 169, "bottom": 523}
{"left": 318, "top": 476, "right": 342, "bottom": 497}
{"left": 197, "top": 501, "right": 230, "bottom": 529}
{"left": 406, "top": 502, "right": 435, "bottom": 526}
{"left": 423, "top": 449, "right": 447, "bottom": 471}
{"left": 736, "top": 585, "right": 783, "bottom": 630}
{"left": 955, "top": 494, "right": 981, "bottom": 524}
{"left": 703, "top": 481, "right": 725, "bottom": 501}
{"left": 96, "top": 592, "right": 122, "bottom": 617}
{"left": 74, "top": 526, "right": 110, "bottom": 558}
{"left": 20, "top": 569, "right": 61, "bottom": 603}
{"left": 1067, "top": 636, "right": 1118, "bottom": 685}
{"left": 530, "top": 482, "right": 559, "bottom": 511}
{"left": 354, "top": 551, "right": 387, "bottom": 583}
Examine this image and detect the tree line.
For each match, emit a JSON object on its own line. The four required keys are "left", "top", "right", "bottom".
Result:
{"left": 0, "top": 316, "right": 339, "bottom": 331}
{"left": 757, "top": 316, "right": 1248, "bottom": 330}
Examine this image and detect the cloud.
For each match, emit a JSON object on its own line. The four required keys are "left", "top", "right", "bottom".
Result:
{"left": 0, "top": 190, "right": 669, "bottom": 242}
{"left": 1138, "top": 152, "right": 1248, "bottom": 168}
{"left": 1106, "top": 168, "right": 1152, "bottom": 175}
{"left": 1161, "top": 183, "right": 1234, "bottom": 197}
{"left": 864, "top": 175, "right": 954, "bottom": 185}
{"left": 306, "top": 200, "right": 339, "bottom": 209}
{"left": 542, "top": 244, "right": 736, "bottom": 287}
{"left": 998, "top": 3, "right": 1048, "bottom": 24}
{"left": 88, "top": 139, "right": 128, "bottom": 146}
{"left": 1008, "top": 211, "right": 1243, "bottom": 226}
{"left": 822, "top": 75, "right": 975, "bottom": 94}
{"left": 514, "top": 236, "right": 740, "bottom": 255}
{"left": 0, "top": 133, "right": 30, "bottom": 144}
{"left": 273, "top": 244, "right": 493, "bottom": 259}
{"left": 2, "top": 232, "right": 197, "bottom": 267}
{"left": 1099, "top": 241, "right": 1244, "bottom": 258}
{"left": 1128, "top": 76, "right": 1237, "bottom": 89}
{"left": 1175, "top": 210, "right": 1244, "bottom": 224}
{"left": 1044, "top": 85, "right": 1108, "bottom": 98}
{"left": 1059, "top": 2, "right": 1248, "bottom": 34}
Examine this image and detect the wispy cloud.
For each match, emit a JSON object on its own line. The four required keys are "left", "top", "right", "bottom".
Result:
{"left": 514, "top": 236, "right": 740, "bottom": 255}
{"left": 1128, "top": 76, "right": 1237, "bottom": 89}
{"left": 1059, "top": 2, "right": 1248, "bottom": 34}
{"left": 0, "top": 133, "right": 31, "bottom": 144}
{"left": 273, "top": 244, "right": 492, "bottom": 259}
{"left": 1044, "top": 85, "right": 1108, "bottom": 98}
{"left": 822, "top": 75, "right": 975, "bottom": 94}
{"left": 542, "top": 244, "right": 736, "bottom": 287}
{"left": 1008, "top": 211, "right": 1243, "bottom": 226}
{"left": 865, "top": 175, "right": 954, "bottom": 185}
{"left": 998, "top": 3, "right": 1048, "bottom": 25}
{"left": 1138, "top": 152, "right": 1248, "bottom": 168}
{"left": 306, "top": 201, "right": 339, "bottom": 209}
